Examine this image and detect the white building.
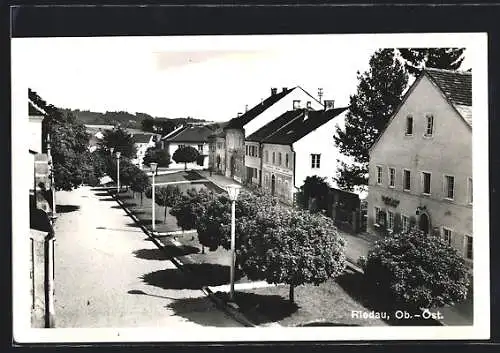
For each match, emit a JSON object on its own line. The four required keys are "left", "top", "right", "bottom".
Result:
{"left": 161, "top": 124, "right": 214, "bottom": 169}
{"left": 221, "top": 86, "right": 325, "bottom": 182}
{"left": 245, "top": 104, "right": 349, "bottom": 205}
{"left": 131, "top": 133, "right": 160, "bottom": 166}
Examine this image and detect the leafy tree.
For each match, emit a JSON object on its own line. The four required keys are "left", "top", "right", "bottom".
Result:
{"left": 99, "top": 126, "right": 137, "bottom": 159}
{"left": 172, "top": 146, "right": 200, "bottom": 170}
{"left": 398, "top": 48, "right": 466, "bottom": 76}
{"left": 170, "top": 188, "right": 215, "bottom": 241}
{"left": 238, "top": 207, "right": 346, "bottom": 304}
{"left": 130, "top": 169, "right": 150, "bottom": 205}
{"left": 362, "top": 228, "right": 470, "bottom": 313}
{"left": 29, "top": 89, "right": 96, "bottom": 191}
{"left": 334, "top": 49, "right": 408, "bottom": 189}
{"left": 143, "top": 147, "right": 171, "bottom": 167}
{"left": 157, "top": 119, "right": 177, "bottom": 136}
{"left": 297, "top": 175, "right": 330, "bottom": 212}
{"left": 141, "top": 117, "right": 155, "bottom": 132}
{"left": 155, "top": 185, "right": 182, "bottom": 223}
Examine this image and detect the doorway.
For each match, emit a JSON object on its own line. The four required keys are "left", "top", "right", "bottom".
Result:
{"left": 419, "top": 213, "right": 430, "bottom": 235}
{"left": 271, "top": 174, "right": 276, "bottom": 196}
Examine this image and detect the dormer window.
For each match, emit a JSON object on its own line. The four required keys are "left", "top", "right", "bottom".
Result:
{"left": 424, "top": 114, "right": 434, "bottom": 137}
{"left": 405, "top": 115, "right": 413, "bottom": 135}
{"left": 293, "top": 100, "right": 301, "bottom": 110}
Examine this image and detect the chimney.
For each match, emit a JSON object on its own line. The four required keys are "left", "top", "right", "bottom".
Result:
{"left": 324, "top": 99, "right": 335, "bottom": 110}
{"left": 271, "top": 88, "right": 277, "bottom": 96}
{"left": 245, "top": 104, "right": 248, "bottom": 112}
{"left": 282, "top": 87, "right": 288, "bottom": 93}
{"left": 293, "top": 100, "right": 301, "bottom": 110}
{"left": 237, "top": 112, "right": 242, "bottom": 117}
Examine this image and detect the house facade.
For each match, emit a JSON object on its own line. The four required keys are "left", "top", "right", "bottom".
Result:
{"left": 162, "top": 124, "right": 214, "bottom": 169}
{"left": 367, "top": 68, "right": 473, "bottom": 263}
{"left": 131, "top": 133, "right": 160, "bottom": 167}
{"left": 246, "top": 105, "right": 349, "bottom": 205}
{"left": 223, "top": 87, "right": 324, "bottom": 182}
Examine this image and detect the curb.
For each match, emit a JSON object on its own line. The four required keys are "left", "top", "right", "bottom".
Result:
{"left": 108, "top": 189, "right": 259, "bottom": 328}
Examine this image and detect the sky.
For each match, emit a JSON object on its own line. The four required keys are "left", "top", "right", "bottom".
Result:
{"left": 16, "top": 34, "right": 473, "bottom": 123}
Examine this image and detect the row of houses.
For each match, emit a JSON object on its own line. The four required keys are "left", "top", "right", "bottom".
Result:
{"left": 203, "top": 69, "right": 473, "bottom": 263}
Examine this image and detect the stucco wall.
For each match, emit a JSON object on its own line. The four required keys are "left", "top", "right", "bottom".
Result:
{"left": 244, "top": 141, "right": 261, "bottom": 185}
{"left": 262, "top": 143, "right": 294, "bottom": 204}
{"left": 293, "top": 111, "right": 347, "bottom": 189}
{"left": 225, "top": 129, "right": 245, "bottom": 181}
{"left": 29, "top": 116, "right": 44, "bottom": 153}
{"left": 367, "top": 74, "right": 472, "bottom": 260}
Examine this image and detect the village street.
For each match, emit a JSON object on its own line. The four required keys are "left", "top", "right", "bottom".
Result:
{"left": 53, "top": 185, "right": 243, "bottom": 328}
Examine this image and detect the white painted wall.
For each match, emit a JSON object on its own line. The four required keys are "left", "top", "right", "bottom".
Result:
{"left": 293, "top": 110, "right": 348, "bottom": 190}
{"left": 29, "top": 116, "right": 44, "bottom": 153}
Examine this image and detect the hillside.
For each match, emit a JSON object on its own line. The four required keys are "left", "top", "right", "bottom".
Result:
{"left": 61, "top": 108, "right": 208, "bottom": 130}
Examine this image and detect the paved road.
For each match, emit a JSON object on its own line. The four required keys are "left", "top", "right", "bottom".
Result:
{"left": 53, "top": 186, "right": 242, "bottom": 328}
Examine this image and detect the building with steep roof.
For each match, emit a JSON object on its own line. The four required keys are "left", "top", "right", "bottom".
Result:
{"left": 244, "top": 104, "right": 349, "bottom": 205}
{"left": 222, "top": 86, "right": 324, "bottom": 182}
{"left": 161, "top": 124, "right": 215, "bottom": 169}
{"left": 367, "top": 68, "right": 473, "bottom": 264}
{"left": 131, "top": 132, "right": 161, "bottom": 166}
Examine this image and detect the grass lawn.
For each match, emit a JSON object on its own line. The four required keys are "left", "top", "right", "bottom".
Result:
{"left": 149, "top": 170, "right": 206, "bottom": 184}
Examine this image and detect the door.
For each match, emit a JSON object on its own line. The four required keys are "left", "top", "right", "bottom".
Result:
{"left": 271, "top": 174, "right": 276, "bottom": 196}
{"left": 230, "top": 156, "right": 235, "bottom": 177}
{"left": 419, "top": 213, "right": 430, "bottom": 235}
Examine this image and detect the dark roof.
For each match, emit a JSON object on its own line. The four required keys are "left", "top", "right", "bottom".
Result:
{"left": 29, "top": 100, "right": 46, "bottom": 116}
{"left": 132, "top": 133, "right": 155, "bottom": 144}
{"left": 425, "top": 68, "right": 472, "bottom": 106}
{"left": 250, "top": 107, "right": 348, "bottom": 145}
{"left": 224, "top": 87, "right": 295, "bottom": 130}
{"left": 163, "top": 125, "right": 214, "bottom": 143}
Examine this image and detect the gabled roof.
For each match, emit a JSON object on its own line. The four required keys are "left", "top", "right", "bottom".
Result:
{"left": 29, "top": 99, "right": 46, "bottom": 116}
{"left": 369, "top": 68, "right": 472, "bottom": 154}
{"left": 425, "top": 68, "right": 472, "bottom": 127}
{"left": 163, "top": 125, "right": 214, "bottom": 143}
{"left": 224, "top": 87, "right": 295, "bottom": 130}
{"left": 250, "top": 107, "right": 348, "bottom": 145}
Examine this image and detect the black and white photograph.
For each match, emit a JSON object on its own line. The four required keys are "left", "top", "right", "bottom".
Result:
{"left": 11, "top": 30, "right": 489, "bottom": 343}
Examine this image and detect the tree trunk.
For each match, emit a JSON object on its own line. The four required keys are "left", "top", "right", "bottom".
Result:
{"left": 289, "top": 285, "right": 295, "bottom": 304}
{"left": 201, "top": 245, "right": 205, "bottom": 254}
{"left": 140, "top": 192, "right": 143, "bottom": 206}
{"left": 164, "top": 205, "right": 167, "bottom": 223}
{"left": 184, "top": 162, "right": 187, "bottom": 170}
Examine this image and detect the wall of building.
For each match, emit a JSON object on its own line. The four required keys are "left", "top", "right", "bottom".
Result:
{"left": 224, "top": 129, "right": 245, "bottom": 181}
{"left": 292, "top": 111, "right": 348, "bottom": 189}
{"left": 29, "top": 116, "right": 44, "bottom": 153}
{"left": 167, "top": 142, "right": 209, "bottom": 169}
{"left": 367, "top": 75, "right": 472, "bottom": 261}
{"left": 262, "top": 143, "right": 295, "bottom": 204}
{"left": 244, "top": 141, "right": 261, "bottom": 185}
{"left": 215, "top": 137, "right": 226, "bottom": 174}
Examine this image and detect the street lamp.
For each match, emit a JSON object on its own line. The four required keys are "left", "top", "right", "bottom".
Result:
{"left": 116, "top": 151, "right": 121, "bottom": 194}
{"left": 226, "top": 183, "right": 241, "bottom": 302}
{"left": 150, "top": 162, "right": 158, "bottom": 233}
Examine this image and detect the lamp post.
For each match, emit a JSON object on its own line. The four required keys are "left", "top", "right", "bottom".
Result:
{"left": 116, "top": 151, "right": 121, "bottom": 194}
{"left": 226, "top": 184, "right": 241, "bottom": 301}
{"left": 150, "top": 162, "right": 158, "bottom": 233}
{"left": 46, "top": 134, "right": 57, "bottom": 222}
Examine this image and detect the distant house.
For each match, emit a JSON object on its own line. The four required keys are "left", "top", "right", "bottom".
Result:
{"left": 161, "top": 124, "right": 215, "bottom": 169}
{"left": 131, "top": 133, "right": 161, "bottom": 166}
{"left": 367, "top": 68, "right": 472, "bottom": 263}
{"left": 222, "top": 87, "right": 324, "bottom": 182}
{"left": 246, "top": 104, "right": 348, "bottom": 205}
{"left": 207, "top": 121, "right": 228, "bottom": 173}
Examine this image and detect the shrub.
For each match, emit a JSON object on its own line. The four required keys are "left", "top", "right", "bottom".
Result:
{"left": 362, "top": 228, "right": 470, "bottom": 312}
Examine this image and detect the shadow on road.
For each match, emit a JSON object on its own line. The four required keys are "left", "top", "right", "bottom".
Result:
{"left": 112, "top": 203, "right": 136, "bottom": 209}
{"left": 127, "top": 289, "right": 178, "bottom": 300}
{"left": 133, "top": 245, "right": 200, "bottom": 261}
{"left": 165, "top": 296, "right": 240, "bottom": 327}
{"left": 141, "top": 263, "right": 242, "bottom": 290}
{"left": 98, "top": 197, "right": 116, "bottom": 202}
{"left": 56, "top": 204, "right": 80, "bottom": 213}
{"left": 94, "top": 192, "right": 111, "bottom": 197}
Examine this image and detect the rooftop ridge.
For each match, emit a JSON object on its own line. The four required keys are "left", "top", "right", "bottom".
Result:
{"left": 424, "top": 67, "right": 471, "bottom": 75}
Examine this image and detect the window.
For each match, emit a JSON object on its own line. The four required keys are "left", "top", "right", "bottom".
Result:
{"left": 265, "top": 150, "right": 269, "bottom": 163}
{"left": 178, "top": 144, "right": 185, "bottom": 149}
{"left": 306, "top": 101, "right": 312, "bottom": 109}
{"left": 293, "top": 100, "right": 301, "bottom": 109}
{"left": 403, "top": 169, "right": 411, "bottom": 191}
{"left": 272, "top": 152, "right": 276, "bottom": 164}
{"left": 442, "top": 227, "right": 452, "bottom": 245}
{"left": 425, "top": 114, "right": 434, "bottom": 136}
{"left": 252, "top": 146, "right": 257, "bottom": 157}
{"left": 401, "top": 215, "right": 409, "bottom": 233}
{"left": 387, "top": 211, "right": 394, "bottom": 231}
{"left": 465, "top": 235, "right": 473, "bottom": 260}
{"left": 278, "top": 153, "right": 282, "bottom": 166}
{"left": 444, "top": 175, "right": 455, "bottom": 200}
{"left": 376, "top": 166, "right": 382, "bottom": 184}
{"left": 198, "top": 144, "right": 204, "bottom": 153}
{"left": 422, "top": 172, "right": 431, "bottom": 194}
{"left": 285, "top": 153, "right": 289, "bottom": 168}
{"left": 389, "top": 168, "right": 395, "bottom": 188}
{"left": 468, "top": 177, "right": 473, "bottom": 204}
{"left": 405, "top": 115, "right": 413, "bottom": 135}
{"left": 374, "top": 207, "right": 383, "bottom": 226}
{"left": 311, "top": 154, "right": 321, "bottom": 169}
{"left": 245, "top": 145, "right": 249, "bottom": 155}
